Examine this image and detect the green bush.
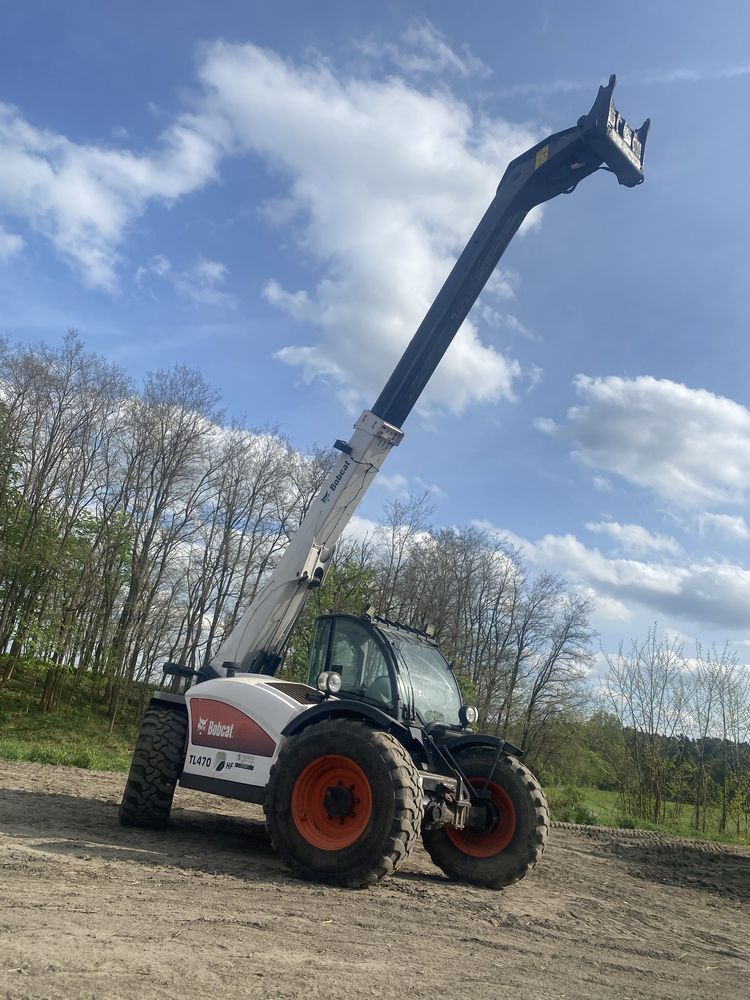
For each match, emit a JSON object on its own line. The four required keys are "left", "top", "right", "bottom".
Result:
{"left": 616, "top": 815, "right": 637, "bottom": 829}
{"left": 546, "top": 785, "right": 599, "bottom": 825}
{"left": 27, "top": 745, "right": 60, "bottom": 765}
{"left": 572, "top": 805, "right": 599, "bottom": 825}
{"left": 547, "top": 784, "right": 583, "bottom": 814}
{"left": 0, "top": 741, "right": 21, "bottom": 761}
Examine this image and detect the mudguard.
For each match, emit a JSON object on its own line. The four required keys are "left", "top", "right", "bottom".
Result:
{"left": 442, "top": 734, "right": 524, "bottom": 758}
{"left": 282, "top": 698, "right": 411, "bottom": 741}
{"left": 148, "top": 691, "right": 187, "bottom": 713}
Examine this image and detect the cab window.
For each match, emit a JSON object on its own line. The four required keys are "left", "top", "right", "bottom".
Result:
{"left": 329, "top": 619, "right": 393, "bottom": 706}
{"left": 307, "top": 618, "right": 332, "bottom": 684}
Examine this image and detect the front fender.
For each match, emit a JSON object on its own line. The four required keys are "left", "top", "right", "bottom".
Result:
{"left": 442, "top": 734, "right": 524, "bottom": 758}
{"left": 282, "top": 698, "right": 411, "bottom": 741}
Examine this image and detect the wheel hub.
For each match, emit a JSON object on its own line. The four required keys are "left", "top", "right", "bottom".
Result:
{"left": 323, "top": 783, "right": 355, "bottom": 818}
{"left": 291, "top": 754, "right": 373, "bottom": 850}
{"left": 469, "top": 794, "right": 501, "bottom": 834}
{"left": 446, "top": 776, "right": 517, "bottom": 858}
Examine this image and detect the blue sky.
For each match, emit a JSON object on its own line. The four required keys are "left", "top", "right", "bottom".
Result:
{"left": 2, "top": 1, "right": 750, "bottom": 660}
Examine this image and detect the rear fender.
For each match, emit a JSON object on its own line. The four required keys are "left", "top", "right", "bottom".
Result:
{"left": 181, "top": 676, "right": 307, "bottom": 794}
{"left": 148, "top": 691, "right": 187, "bottom": 714}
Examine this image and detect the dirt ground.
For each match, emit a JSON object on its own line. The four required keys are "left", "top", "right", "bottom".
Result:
{"left": 1, "top": 762, "right": 749, "bottom": 1000}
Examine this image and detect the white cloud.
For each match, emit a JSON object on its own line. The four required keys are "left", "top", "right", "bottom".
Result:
{"left": 498, "top": 64, "right": 750, "bottom": 100}
{"left": 1, "top": 39, "right": 540, "bottom": 414}
{"left": 374, "top": 472, "right": 411, "bottom": 497}
{"left": 0, "top": 224, "right": 24, "bottom": 260}
{"left": 371, "top": 470, "right": 445, "bottom": 499}
{"left": 264, "top": 279, "right": 312, "bottom": 320}
{"left": 197, "top": 40, "right": 536, "bottom": 413}
{"left": 479, "top": 520, "right": 750, "bottom": 632}
{"left": 640, "top": 65, "right": 750, "bottom": 85}
{"left": 136, "top": 254, "right": 236, "bottom": 308}
{"left": 356, "top": 21, "right": 490, "bottom": 79}
{"left": 542, "top": 375, "right": 750, "bottom": 509}
{"left": 177, "top": 257, "right": 236, "bottom": 307}
{"left": 697, "top": 512, "right": 750, "bottom": 541}
{"left": 586, "top": 521, "right": 683, "bottom": 557}
{"left": 533, "top": 416, "right": 556, "bottom": 435}
{"left": 480, "top": 307, "right": 536, "bottom": 340}
{"left": 0, "top": 101, "right": 224, "bottom": 289}
{"left": 342, "top": 514, "right": 379, "bottom": 545}
{"left": 578, "top": 586, "right": 633, "bottom": 624}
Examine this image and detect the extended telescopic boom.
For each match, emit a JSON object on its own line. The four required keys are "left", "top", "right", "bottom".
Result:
{"left": 203, "top": 75, "right": 648, "bottom": 678}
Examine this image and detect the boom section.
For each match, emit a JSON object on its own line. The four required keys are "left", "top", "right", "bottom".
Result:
{"left": 210, "top": 412, "right": 402, "bottom": 675}
{"left": 373, "top": 74, "right": 648, "bottom": 427}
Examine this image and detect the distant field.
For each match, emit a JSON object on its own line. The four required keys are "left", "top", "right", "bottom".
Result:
{"left": 547, "top": 784, "right": 750, "bottom": 846}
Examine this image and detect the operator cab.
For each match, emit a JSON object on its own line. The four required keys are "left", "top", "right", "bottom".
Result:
{"left": 306, "top": 613, "right": 465, "bottom": 729}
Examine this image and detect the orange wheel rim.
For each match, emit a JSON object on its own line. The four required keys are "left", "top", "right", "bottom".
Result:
{"left": 291, "top": 754, "right": 373, "bottom": 850}
{"left": 446, "top": 776, "right": 516, "bottom": 858}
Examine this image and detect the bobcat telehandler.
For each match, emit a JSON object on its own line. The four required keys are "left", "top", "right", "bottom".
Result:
{"left": 120, "top": 77, "right": 648, "bottom": 888}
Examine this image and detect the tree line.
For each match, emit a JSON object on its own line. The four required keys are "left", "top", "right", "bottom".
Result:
{"left": 0, "top": 333, "right": 331, "bottom": 725}
{"left": 1, "top": 332, "right": 748, "bottom": 836}
{"left": 592, "top": 630, "right": 750, "bottom": 835}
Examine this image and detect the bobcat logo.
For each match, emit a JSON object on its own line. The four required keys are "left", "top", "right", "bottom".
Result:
{"left": 197, "top": 716, "right": 208, "bottom": 736}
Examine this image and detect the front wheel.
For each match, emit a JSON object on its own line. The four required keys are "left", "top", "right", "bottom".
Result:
{"left": 422, "top": 751, "right": 548, "bottom": 889}
{"left": 265, "top": 719, "right": 422, "bottom": 888}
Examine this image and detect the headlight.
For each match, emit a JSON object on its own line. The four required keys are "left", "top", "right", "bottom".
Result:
{"left": 317, "top": 671, "right": 342, "bottom": 695}
{"left": 326, "top": 672, "right": 342, "bottom": 694}
{"left": 459, "top": 704, "right": 478, "bottom": 726}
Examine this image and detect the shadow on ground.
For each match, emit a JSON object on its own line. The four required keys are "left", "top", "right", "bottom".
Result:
{"left": 0, "top": 785, "right": 287, "bottom": 881}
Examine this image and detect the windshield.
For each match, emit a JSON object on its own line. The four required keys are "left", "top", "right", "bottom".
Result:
{"left": 383, "top": 632, "right": 462, "bottom": 726}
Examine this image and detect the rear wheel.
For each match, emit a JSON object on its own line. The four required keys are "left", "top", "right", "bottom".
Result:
{"left": 265, "top": 719, "right": 422, "bottom": 887}
{"left": 119, "top": 705, "right": 187, "bottom": 828}
{"left": 422, "top": 751, "right": 548, "bottom": 889}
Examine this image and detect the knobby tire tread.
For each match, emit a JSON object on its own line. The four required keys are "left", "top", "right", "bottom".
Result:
{"left": 265, "top": 719, "right": 422, "bottom": 888}
{"left": 118, "top": 706, "right": 186, "bottom": 828}
{"left": 422, "top": 753, "right": 549, "bottom": 889}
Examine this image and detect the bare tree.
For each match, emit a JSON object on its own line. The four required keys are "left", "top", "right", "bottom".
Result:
{"left": 605, "top": 628, "right": 687, "bottom": 822}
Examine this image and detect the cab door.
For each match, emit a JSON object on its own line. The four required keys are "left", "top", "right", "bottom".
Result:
{"left": 307, "top": 616, "right": 397, "bottom": 711}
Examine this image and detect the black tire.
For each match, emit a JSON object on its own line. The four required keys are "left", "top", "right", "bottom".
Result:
{"left": 118, "top": 706, "right": 187, "bottom": 828}
{"left": 422, "top": 751, "right": 548, "bottom": 889}
{"left": 264, "top": 719, "right": 422, "bottom": 888}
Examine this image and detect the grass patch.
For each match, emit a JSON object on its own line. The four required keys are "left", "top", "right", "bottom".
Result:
{"left": 547, "top": 785, "right": 600, "bottom": 825}
{"left": 546, "top": 784, "right": 749, "bottom": 846}
{"left": 0, "top": 737, "right": 131, "bottom": 771}
{"left": 0, "top": 675, "right": 139, "bottom": 773}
